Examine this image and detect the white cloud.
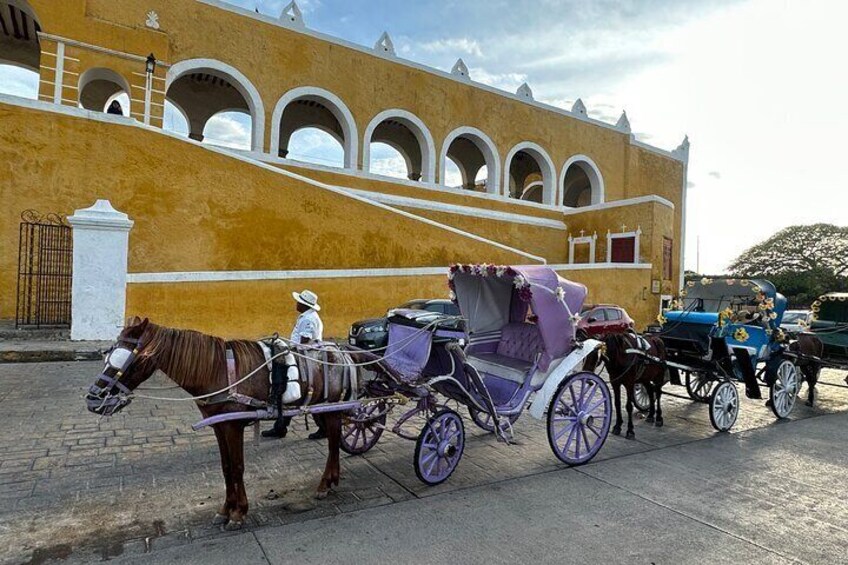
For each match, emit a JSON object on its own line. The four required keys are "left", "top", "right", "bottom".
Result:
{"left": 203, "top": 112, "right": 252, "bottom": 150}
{"left": 287, "top": 128, "right": 344, "bottom": 167}
{"left": 419, "top": 38, "right": 484, "bottom": 58}
{"left": 0, "top": 66, "right": 38, "bottom": 99}
{"left": 469, "top": 68, "right": 527, "bottom": 92}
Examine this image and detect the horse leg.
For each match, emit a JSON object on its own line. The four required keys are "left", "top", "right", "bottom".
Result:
{"left": 624, "top": 383, "right": 636, "bottom": 440}
{"left": 611, "top": 381, "right": 623, "bottom": 436}
{"left": 644, "top": 382, "right": 655, "bottom": 424}
{"left": 806, "top": 367, "right": 819, "bottom": 407}
{"left": 654, "top": 375, "right": 664, "bottom": 427}
{"left": 212, "top": 424, "right": 233, "bottom": 525}
{"left": 315, "top": 413, "right": 342, "bottom": 499}
{"left": 222, "top": 423, "right": 248, "bottom": 530}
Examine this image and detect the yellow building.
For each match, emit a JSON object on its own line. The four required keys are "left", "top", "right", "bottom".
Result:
{"left": 0, "top": 0, "right": 689, "bottom": 339}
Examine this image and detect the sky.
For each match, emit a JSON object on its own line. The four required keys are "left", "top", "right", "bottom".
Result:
{"left": 2, "top": 0, "right": 846, "bottom": 273}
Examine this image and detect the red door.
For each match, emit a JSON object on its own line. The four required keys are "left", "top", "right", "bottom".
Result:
{"left": 611, "top": 237, "right": 635, "bottom": 263}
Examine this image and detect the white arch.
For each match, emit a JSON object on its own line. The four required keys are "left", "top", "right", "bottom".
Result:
{"left": 520, "top": 181, "right": 544, "bottom": 201}
{"left": 270, "top": 86, "right": 358, "bottom": 169}
{"left": 439, "top": 126, "right": 501, "bottom": 194}
{"left": 502, "top": 141, "right": 557, "bottom": 205}
{"left": 166, "top": 58, "right": 266, "bottom": 152}
{"left": 78, "top": 67, "right": 132, "bottom": 99}
{"left": 362, "top": 109, "right": 436, "bottom": 182}
{"left": 560, "top": 154, "right": 605, "bottom": 206}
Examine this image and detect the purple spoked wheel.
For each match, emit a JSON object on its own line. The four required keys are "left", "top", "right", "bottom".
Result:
{"left": 468, "top": 407, "right": 519, "bottom": 433}
{"left": 340, "top": 402, "right": 386, "bottom": 456}
{"left": 547, "top": 371, "right": 612, "bottom": 466}
{"left": 414, "top": 408, "right": 465, "bottom": 485}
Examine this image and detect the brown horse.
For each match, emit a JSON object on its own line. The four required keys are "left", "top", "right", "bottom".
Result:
{"left": 589, "top": 332, "right": 667, "bottom": 439}
{"left": 85, "top": 317, "right": 350, "bottom": 530}
{"left": 789, "top": 333, "right": 825, "bottom": 406}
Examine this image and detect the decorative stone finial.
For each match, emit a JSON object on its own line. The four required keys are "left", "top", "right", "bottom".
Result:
{"left": 615, "top": 110, "right": 631, "bottom": 133}
{"left": 374, "top": 32, "right": 395, "bottom": 56}
{"left": 571, "top": 98, "right": 587, "bottom": 116}
{"left": 673, "top": 135, "right": 690, "bottom": 161}
{"left": 516, "top": 83, "right": 533, "bottom": 100}
{"left": 451, "top": 58, "right": 470, "bottom": 80}
{"left": 145, "top": 11, "right": 160, "bottom": 30}
{"left": 280, "top": 1, "right": 304, "bottom": 27}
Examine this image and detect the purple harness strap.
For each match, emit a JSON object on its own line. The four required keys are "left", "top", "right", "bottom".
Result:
{"left": 224, "top": 348, "right": 266, "bottom": 408}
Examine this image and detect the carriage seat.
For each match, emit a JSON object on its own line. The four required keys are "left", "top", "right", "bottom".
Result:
{"left": 467, "top": 323, "right": 544, "bottom": 384}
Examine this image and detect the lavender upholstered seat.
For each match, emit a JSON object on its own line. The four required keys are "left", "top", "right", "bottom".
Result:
{"left": 467, "top": 323, "right": 543, "bottom": 384}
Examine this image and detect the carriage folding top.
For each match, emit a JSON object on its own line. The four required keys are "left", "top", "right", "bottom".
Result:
{"left": 810, "top": 293, "right": 848, "bottom": 363}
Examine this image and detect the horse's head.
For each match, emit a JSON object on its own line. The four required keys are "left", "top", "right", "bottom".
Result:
{"left": 86, "top": 316, "right": 156, "bottom": 417}
{"left": 602, "top": 333, "right": 630, "bottom": 367}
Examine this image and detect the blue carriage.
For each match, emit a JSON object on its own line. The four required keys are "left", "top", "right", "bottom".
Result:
{"left": 651, "top": 278, "right": 800, "bottom": 431}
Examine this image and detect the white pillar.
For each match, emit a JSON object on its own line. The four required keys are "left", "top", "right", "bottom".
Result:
{"left": 68, "top": 200, "right": 134, "bottom": 341}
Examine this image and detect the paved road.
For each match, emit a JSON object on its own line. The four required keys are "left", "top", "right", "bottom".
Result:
{"left": 1, "top": 361, "right": 846, "bottom": 564}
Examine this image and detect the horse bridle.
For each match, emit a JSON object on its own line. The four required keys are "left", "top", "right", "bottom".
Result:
{"left": 86, "top": 336, "right": 142, "bottom": 415}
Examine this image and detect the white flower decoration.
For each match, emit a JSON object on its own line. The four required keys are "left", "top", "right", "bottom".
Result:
{"left": 555, "top": 286, "right": 566, "bottom": 302}
{"left": 513, "top": 275, "right": 527, "bottom": 289}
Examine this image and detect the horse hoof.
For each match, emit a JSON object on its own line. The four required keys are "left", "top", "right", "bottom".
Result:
{"left": 806, "top": 400, "right": 814, "bottom": 407}
{"left": 315, "top": 490, "right": 329, "bottom": 500}
{"left": 612, "top": 426, "right": 622, "bottom": 436}
{"left": 224, "top": 520, "right": 244, "bottom": 531}
{"left": 765, "top": 400, "right": 773, "bottom": 408}
{"left": 655, "top": 419, "right": 664, "bottom": 428}
{"left": 625, "top": 431, "right": 635, "bottom": 440}
{"left": 212, "top": 513, "right": 228, "bottom": 525}
{"left": 645, "top": 416, "right": 655, "bottom": 424}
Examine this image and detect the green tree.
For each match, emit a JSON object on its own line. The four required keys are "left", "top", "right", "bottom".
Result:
{"left": 728, "top": 224, "right": 848, "bottom": 307}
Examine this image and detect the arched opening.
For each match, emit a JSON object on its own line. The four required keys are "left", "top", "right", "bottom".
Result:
{"left": 0, "top": 1, "right": 41, "bottom": 99}
{"left": 368, "top": 142, "right": 411, "bottom": 180}
{"left": 166, "top": 59, "right": 265, "bottom": 152}
{"left": 286, "top": 127, "right": 344, "bottom": 168}
{"left": 363, "top": 110, "right": 435, "bottom": 182}
{"left": 78, "top": 68, "right": 131, "bottom": 115}
{"left": 504, "top": 142, "right": 556, "bottom": 204}
{"left": 202, "top": 110, "right": 252, "bottom": 150}
{"left": 440, "top": 127, "right": 500, "bottom": 194}
{"left": 271, "top": 87, "right": 357, "bottom": 169}
{"left": 561, "top": 156, "right": 604, "bottom": 207}
{"left": 0, "top": 1, "right": 41, "bottom": 72}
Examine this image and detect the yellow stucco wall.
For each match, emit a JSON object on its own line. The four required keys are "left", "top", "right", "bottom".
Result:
{"left": 26, "top": 0, "right": 685, "bottom": 210}
{"left": 557, "top": 268, "right": 658, "bottom": 330}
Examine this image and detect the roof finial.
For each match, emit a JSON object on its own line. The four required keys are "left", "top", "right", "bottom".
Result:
{"left": 374, "top": 31, "right": 395, "bottom": 56}
{"left": 571, "top": 98, "right": 587, "bottom": 117}
{"left": 673, "top": 134, "right": 690, "bottom": 162}
{"left": 280, "top": 1, "right": 304, "bottom": 28}
{"left": 451, "top": 58, "right": 470, "bottom": 80}
{"left": 615, "top": 110, "right": 631, "bottom": 133}
{"left": 516, "top": 82, "right": 533, "bottom": 100}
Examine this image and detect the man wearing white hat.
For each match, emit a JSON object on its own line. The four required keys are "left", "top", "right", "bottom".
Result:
{"left": 262, "top": 289, "right": 325, "bottom": 439}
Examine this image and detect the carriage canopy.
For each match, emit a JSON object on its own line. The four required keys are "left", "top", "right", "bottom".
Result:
{"left": 681, "top": 278, "right": 787, "bottom": 325}
{"left": 451, "top": 265, "right": 587, "bottom": 368}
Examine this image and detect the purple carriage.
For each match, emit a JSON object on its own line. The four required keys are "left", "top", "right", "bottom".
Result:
{"left": 343, "top": 264, "right": 613, "bottom": 485}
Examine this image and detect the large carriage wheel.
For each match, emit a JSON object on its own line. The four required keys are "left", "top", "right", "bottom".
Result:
{"left": 468, "top": 407, "right": 520, "bottom": 433}
{"left": 769, "top": 360, "right": 799, "bottom": 419}
{"left": 686, "top": 371, "right": 713, "bottom": 403}
{"left": 709, "top": 381, "right": 739, "bottom": 432}
{"left": 340, "top": 401, "right": 387, "bottom": 456}
{"left": 414, "top": 408, "right": 465, "bottom": 485}
{"left": 632, "top": 384, "right": 651, "bottom": 413}
{"left": 547, "top": 372, "right": 612, "bottom": 466}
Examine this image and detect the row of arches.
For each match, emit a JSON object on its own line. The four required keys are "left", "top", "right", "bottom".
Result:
{"left": 0, "top": 0, "right": 604, "bottom": 207}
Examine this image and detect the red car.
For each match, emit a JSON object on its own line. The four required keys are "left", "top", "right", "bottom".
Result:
{"left": 578, "top": 304, "right": 635, "bottom": 337}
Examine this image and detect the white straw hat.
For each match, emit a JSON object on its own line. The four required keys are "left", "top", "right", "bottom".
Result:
{"left": 292, "top": 289, "right": 321, "bottom": 311}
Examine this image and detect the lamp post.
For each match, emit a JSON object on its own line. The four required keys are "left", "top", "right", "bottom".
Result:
{"left": 143, "top": 53, "right": 156, "bottom": 125}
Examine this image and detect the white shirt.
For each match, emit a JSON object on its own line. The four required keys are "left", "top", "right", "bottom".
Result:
{"left": 291, "top": 309, "right": 323, "bottom": 343}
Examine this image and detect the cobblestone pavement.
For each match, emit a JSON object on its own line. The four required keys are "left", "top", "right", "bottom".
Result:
{"left": 1, "top": 361, "right": 846, "bottom": 563}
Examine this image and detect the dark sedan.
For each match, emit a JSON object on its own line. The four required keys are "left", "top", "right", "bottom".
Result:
{"left": 349, "top": 299, "right": 462, "bottom": 350}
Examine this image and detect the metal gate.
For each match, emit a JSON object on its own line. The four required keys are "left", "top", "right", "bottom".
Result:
{"left": 15, "top": 211, "right": 73, "bottom": 328}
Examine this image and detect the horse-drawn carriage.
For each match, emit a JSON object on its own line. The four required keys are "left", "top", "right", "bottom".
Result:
{"left": 342, "top": 264, "right": 612, "bottom": 484}
{"left": 643, "top": 278, "right": 801, "bottom": 431}
{"left": 807, "top": 293, "right": 848, "bottom": 366}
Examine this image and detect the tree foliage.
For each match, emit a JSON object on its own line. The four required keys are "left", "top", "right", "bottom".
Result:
{"left": 728, "top": 224, "right": 848, "bottom": 307}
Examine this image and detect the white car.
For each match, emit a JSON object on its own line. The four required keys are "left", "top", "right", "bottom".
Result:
{"left": 781, "top": 310, "right": 812, "bottom": 337}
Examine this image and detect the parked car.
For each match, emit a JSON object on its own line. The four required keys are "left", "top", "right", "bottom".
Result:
{"left": 781, "top": 310, "right": 812, "bottom": 337}
{"left": 349, "top": 299, "right": 462, "bottom": 350}
{"left": 577, "top": 304, "right": 635, "bottom": 337}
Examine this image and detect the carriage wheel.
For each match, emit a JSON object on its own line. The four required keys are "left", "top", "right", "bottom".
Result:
{"left": 769, "top": 360, "right": 799, "bottom": 419}
{"left": 709, "top": 381, "right": 739, "bottom": 432}
{"left": 340, "top": 402, "right": 386, "bottom": 456}
{"left": 686, "top": 371, "right": 713, "bottom": 403}
{"left": 468, "top": 407, "right": 520, "bottom": 433}
{"left": 632, "top": 383, "right": 651, "bottom": 413}
{"left": 414, "top": 408, "right": 465, "bottom": 485}
{"left": 547, "top": 372, "right": 612, "bottom": 466}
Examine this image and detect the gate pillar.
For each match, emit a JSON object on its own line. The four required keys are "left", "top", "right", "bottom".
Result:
{"left": 68, "top": 200, "right": 134, "bottom": 341}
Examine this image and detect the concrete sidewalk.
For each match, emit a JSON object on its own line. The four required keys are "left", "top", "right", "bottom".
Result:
{"left": 65, "top": 411, "right": 848, "bottom": 565}
{"left": 0, "top": 339, "right": 109, "bottom": 363}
